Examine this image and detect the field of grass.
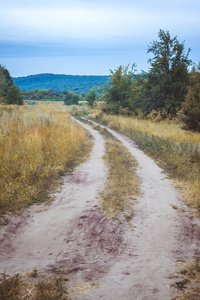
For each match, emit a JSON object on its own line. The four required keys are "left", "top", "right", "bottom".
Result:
{"left": 91, "top": 111, "right": 200, "bottom": 214}
{"left": 0, "top": 104, "right": 91, "bottom": 215}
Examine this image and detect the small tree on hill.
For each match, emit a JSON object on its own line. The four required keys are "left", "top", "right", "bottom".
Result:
{"left": 101, "top": 64, "right": 137, "bottom": 114}
{"left": 146, "top": 29, "right": 192, "bottom": 116}
{"left": 85, "top": 89, "right": 96, "bottom": 108}
{"left": 64, "top": 91, "right": 80, "bottom": 105}
{"left": 6, "top": 85, "right": 24, "bottom": 105}
{"left": 0, "top": 65, "right": 13, "bottom": 98}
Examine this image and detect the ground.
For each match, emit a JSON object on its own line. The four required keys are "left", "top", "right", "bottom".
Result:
{"left": 0, "top": 119, "right": 199, "bottom": 299}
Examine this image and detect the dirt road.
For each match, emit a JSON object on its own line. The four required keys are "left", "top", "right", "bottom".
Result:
{"left": 0, "top": 119, "right": 199, "bottom": 299}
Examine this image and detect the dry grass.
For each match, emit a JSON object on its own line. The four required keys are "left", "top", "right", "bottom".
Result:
{"left": 0, "top": 271, "right": 70, "bottom": 300}
{"left": 92, "top": 111, "right": 200, "bottom": 144}
{"left": 102, "top": 136, "right": 140, "bottom": 219}
{"left": 0, "top": 104, "right": 91, "bottom": 215}
{"left": 91, "top": 111, "right": 200, "bottom": 214}
{"left": 85, "top": 121, "right": 141, "bottom": 219}
{"left": 172, "top": 260, "right": 200, "bottom": 299}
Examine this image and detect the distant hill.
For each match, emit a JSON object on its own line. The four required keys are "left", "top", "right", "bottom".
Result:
{"left": 13, "top": 73, "right": 110, "bottom": 94}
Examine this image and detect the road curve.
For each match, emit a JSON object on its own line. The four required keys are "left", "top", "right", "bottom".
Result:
{"left": 80, "top": 119, "right": 200, "bottom": 300}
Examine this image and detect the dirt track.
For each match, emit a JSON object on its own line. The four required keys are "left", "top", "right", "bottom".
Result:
{"left": 0, "top": 119, "right": 200, "bottom": 299}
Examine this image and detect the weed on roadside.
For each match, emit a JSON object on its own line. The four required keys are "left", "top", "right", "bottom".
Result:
{"left": 0, "top": 271, "right": 21, "bottom": 300}
{"left": 172, "top": 259, "right": 200, "bottom": 299}
{"left": 0, "top": 271, "right": 70, "bottom": 300}
{"left": 35, "top": 276, "right": 69, "bottom": 300}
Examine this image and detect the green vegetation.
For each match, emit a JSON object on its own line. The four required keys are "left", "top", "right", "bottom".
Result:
{"left": 63, "top": 91, "right": 81, "bottom": 105}
{"left": 13, "top": 73, "right": 109, "bottom": 94}
{"left": 181, "top": 64, "right": 200, "bottom": 131}
{"left": 22, "top": 89, "right": 83, "bottom": 103}
{"left": 101, "top": 64, "right": 137, "bottom": 115}
{"left": 85, "top": 89, "right": 97, "bottom": 108}
{"left": 100, "top": 29, "right": 200, "bottom": 131}
{"left": 6, "top": 85, "right": 23, "bottom": 105}
{"left": 0, "top": 65, "right": 23, "bottom": 105}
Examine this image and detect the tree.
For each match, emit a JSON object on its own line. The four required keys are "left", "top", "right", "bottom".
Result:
{"left": 101, "top": 64, "right": 137, "bottom": 114}
{"left": 85, "top": 89, "right": 96, "bottom": 108}
{"left": 64, "top": 91, "right": 80, "bottom": 105}
{"left": 0, "top": 65, "right": 13, "bottom": 97}
{"left": 146, "top": 29, "right": 192, "bottom": 116}
{"left": 181, "top": 64, "right": 200, "bottom": 131}
{"left": 6, "top": 85, "right": 24, "bottom": 105}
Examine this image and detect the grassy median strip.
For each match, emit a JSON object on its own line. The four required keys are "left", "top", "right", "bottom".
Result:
{"left": 79, "top": 119, "right": 141, "bottom": 219}
{"left": 102, "top": 134, "right": 140, "bottom": 219}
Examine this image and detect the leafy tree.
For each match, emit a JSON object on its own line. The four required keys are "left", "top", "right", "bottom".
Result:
{"left": 101, "top": 64, "right": 137, "bottom": 114}
{"left": 0, "top": 65, "right": 13, "bottom": 97}
{"left": 85, "top": 89, "right": 96, "bottom": 108}
{"left": 181, "top": 64, "right": 200, "bottom": 131}
{"left": 64, "top": 91, "right": 80, "bottom": 105}
{"left": 6, "top": 85, "right": 24, "bottom": 105}
{"left": 146, "top": 29, "right": 192, "bottom": 116}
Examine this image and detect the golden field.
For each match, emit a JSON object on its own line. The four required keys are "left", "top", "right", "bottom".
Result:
{"left": 0, "top": 104, "right": 90, "bottom": 214}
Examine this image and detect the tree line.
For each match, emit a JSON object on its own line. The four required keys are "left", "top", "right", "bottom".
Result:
{"left": 1, "top": 29, "right": 200, "bottom": 131}
{"left": 100, "top": 30, "right": 200, "bottom": 131}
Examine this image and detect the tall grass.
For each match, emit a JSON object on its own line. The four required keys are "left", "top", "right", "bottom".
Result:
{"left": 0, "top": 104, "right": 90, "bottom": 214}
{"left": 92, "top": 112, "right": 200, "bottom": 213}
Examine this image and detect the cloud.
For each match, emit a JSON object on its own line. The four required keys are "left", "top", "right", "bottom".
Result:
{"left": 1, "top": 1, "right": 199, "bottom": 44}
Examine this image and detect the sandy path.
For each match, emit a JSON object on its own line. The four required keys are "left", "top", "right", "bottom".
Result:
{"left": 0, "top": 120, "right": 107, "bottom": 275}
{"left": 79, "top": 119, "right": 200, "bottom": 300}
{"left": 0, "top": 118, "right": 199, "bottom": 300}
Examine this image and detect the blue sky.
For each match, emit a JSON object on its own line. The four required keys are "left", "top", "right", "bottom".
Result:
{"left": 0, "top": 0, "right": 199, "bottom": 76}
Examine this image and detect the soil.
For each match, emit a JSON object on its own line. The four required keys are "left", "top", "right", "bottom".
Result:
{"left": 0, "top": 118, "right": 200, "bottom": 300}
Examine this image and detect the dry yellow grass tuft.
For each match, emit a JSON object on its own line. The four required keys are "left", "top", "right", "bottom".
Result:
{"left": 87, "top": 123, "right": 140, "bottom": 219}
{"left": 101, "top": 137, "right": 140, "bottom": 219}
{"left": 0, "top": 104, "right": 91, "bottom": 214}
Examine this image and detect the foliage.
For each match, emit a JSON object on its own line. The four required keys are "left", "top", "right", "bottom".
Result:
{"left": 99, "top": 30, "right": 192, "bottom": 118}
{"left": 101, "top": 64, "right": 137, "bottom": 114}
{"left": 85, "top": 89, "right": 97, "bottom": 108}
{"left": 13, "top": 73, "right": 109, "bottom": 94}
{"left": 0, "top": 105, "right": 90, "bottom": 215}
{"left": 144, "top": 29, "right": 192, "bottom": 116}
{"left": 64, "top": 91, "right": 80, "bottom": 105}
{"left": 181, "top": 64, "right": 200, "bottom": 131}
{"left": 5, "top": 85, "right": 24, "bottom": 105}
{"left": 0, "top": 65, "right": 13, "bottom": 98}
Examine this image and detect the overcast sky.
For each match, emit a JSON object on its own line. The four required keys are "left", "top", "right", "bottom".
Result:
{"left": 0, "top": 0, "right": 199, "bottom": 76}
